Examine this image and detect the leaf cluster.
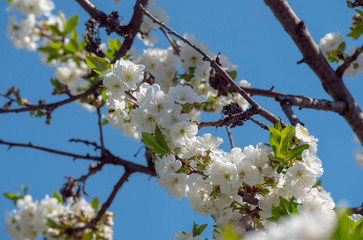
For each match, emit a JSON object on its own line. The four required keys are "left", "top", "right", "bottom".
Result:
{"left": 267, "top": 122, "right": 309, "bottom": 174}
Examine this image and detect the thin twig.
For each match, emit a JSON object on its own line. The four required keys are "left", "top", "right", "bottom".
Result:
{"left": 225, "top": 125, "right": 235, "bottom": 148}
{"left": 0, "top": 139, "right": 156, "bottom": 176}
{"left": 96, "top": 107, "right": 105, "bottom": 156}
{"left": 159, "top": 27, "right": 180, "bottom": 55}
{"left": 0, "top": 82, "right": 101, "bottom": 114}
{"left": 67, "top": 171, "right": 132, "bottom": 234}
{"left": 336, "top": 45, "right": 363, "bottom": 78}
{"left": 250, "top": 118, "right": 269, "bottom": 130}
{"left": 198, "top": 106, "right": 259, "bottom": 129}
{"left": 140, "top": 4, "right": 285, "bottom": 127}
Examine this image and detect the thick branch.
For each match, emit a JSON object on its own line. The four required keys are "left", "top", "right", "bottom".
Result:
{"left": 75, "top": 0, "right": 106, "bottom": 19}
{"left": 279, "top": 100, "right": 302, "bottom": 126}
{"left": 112, "top": 0, "right": 148, "bottom": 63}
{"left": 264, "top": 0, "right": 363, "bottom": 145}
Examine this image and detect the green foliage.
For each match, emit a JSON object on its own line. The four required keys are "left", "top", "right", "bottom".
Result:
{"left": 267, "top": 196, "right": 299, "bottom": 222}
{"left": 52, "top": 189, "right": 64, "bottom": 204}
{"left": 228, "top": 70, "right": 237, "bottom": 80}
{"left": 348, "top": 10, "right": 363, "bottom": 40}
{"left": 104, "top": 39, "right": 122, "bottom": 60}
{"left": 64, "top": 15, "right": 78, "bottom": 35}
{"left": 268, "top": 122, "right": 309, "bottom": 172}
{"left": 86, "top": 56, "right": 111, "bottom": 75}
{"left": 3, "top": 185, "right": 29, "bottom": 205}
{"left": 91, "top": 197, "right": 101, "bottom": 212}
{"left": 192, "top": 223, "right": 208, "bottom": 237}
{"left": 220, "top": 224, "right": 240, "bottom": 240}
{"left": 141, "top": 125, "right": 171, "bottom": 155}
{"left": 331, "top": 210, "right": 363, "bottom": 240}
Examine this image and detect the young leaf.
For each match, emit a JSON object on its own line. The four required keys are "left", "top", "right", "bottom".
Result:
{"left": 229, "top": 70, "right": 237, "bottom": 80}
{"left": 275, "top": 120, "right": 282, "bottom": 132}
{"left": 52, "top": 189, "right": 64, "bottom": 204}
{"left": 280, "top": 126, "right": 295, "bottom": 157}
{"left": 64, "top": 15, "right": 78, "bottom": 35}
{"left": 85, "top": 56, "right": 111, "bottom": 75}
{"left": 91, "top": 197, "right": 101, "bottom": 211}
{"left": 141, "top": 132, "right": 169, "bottom": 155}
{"left": 154, "top": 125, "right": 170, "bottom": 153}
{"left": 286, "top": 144, "right": 309, "bottom": 160}
{"left": 192, "top": 223, "right": 208, "bottom": 237}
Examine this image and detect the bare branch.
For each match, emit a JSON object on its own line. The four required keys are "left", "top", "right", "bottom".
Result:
{"left": 263, "top": 0, "right": 363, "bottom": 145}
{"left": 160, "top": 27, "right": 180, "bottom": 55}
{"left": 225, "top": 125, "right": 235, "bottom": 148}
{"left": 198, "top": 106, "right": 259, "bottom": 129}
{"left": 66, "top": 171, "right": 132, "bottom": 234}
{"left": 0, "top": 82, "right": 101, "bottom": 114}
{"left": 279, "top": 99, "right": 303, "bottom": 126}
{"left": 112, "top": 0, "right": 149, "bottom": 63}
{"left": 96, "top": 107, "right": 105, "bottom": 156}
{"left": 275, "top": 95, "right": 346, "bottom": 113}
{"left": 0, "top": 139, "right": 156, "bottom": 176}
{"left": 75, "top": 0, "right": 106, "bottom": 19}
{"left": 242, "top": 86, "right": 346, "bottom": 113}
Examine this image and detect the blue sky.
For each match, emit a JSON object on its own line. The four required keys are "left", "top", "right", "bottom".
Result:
{"left": 1, "top": 0, "right": 363, "bottom": 239}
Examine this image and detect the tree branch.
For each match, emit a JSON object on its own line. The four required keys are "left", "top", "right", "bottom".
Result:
{"left": 0, "top": 139, "right": 156, "bottom": 176}
{"left": 279, "top": 99, "right": 302, "bottom": 126}
{"left": 0, "top": 82, "right": 101, "bottom": 114}
{"left": 66, "top": 171, "right": 132, "bottom": 234}
{"left": 263, "top": 0, "right": 363, "bottom": 145}
{"left": 242, "top": 86, "right": 346, "bottom": 113}
{"left": 336, "top": 45, "right": 363, "bottom": 78}
{"left": 198, "top": 106, "right": 259, "bottom": 129}
{"left": 112, "top": 0, "right": 149, "bottom": 63}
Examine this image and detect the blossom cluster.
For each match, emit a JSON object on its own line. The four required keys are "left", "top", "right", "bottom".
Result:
{"left": 102, "top": 57, "right": 335, "bottom": 238}
{"left": 5, "top": 195, "right": 114, "bottom": 240}
{"left": 6, "top": 0, "right": 92, "bottom": 99}
{"left": 318, "top": 32, "right": 363, "bottom": 78}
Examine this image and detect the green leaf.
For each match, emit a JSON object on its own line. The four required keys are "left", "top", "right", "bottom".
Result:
{"left": 52, "top": 189, "right": 63, "bottom": 204}
{"left": 91, "top": 197, "right": 100, "bottom": 212}
{"left": 347, "top": 1, "right": 353, "bottom": 8}
{"left": 47, "top": 218, "right": 62, "bottom": 229}
{"left": 64, "top": 15, "right": 78, "bottom": 35}
{"left": 275, "top": 120, "right": 282, "bottom": 132}
{"left": 280, "top": 126, "right": 295, "bottom": 157}
{"left": 192, "top": 223, "right": 208, "bottom": 237}
{"left": 229, "top": 70, "right": 237, "bottom": 80}
{"left": 356, "top": 9, "right": 363, "bottom": 16}
{"left": 154, "top": 125, "right": 170, "bottom": 153}
{"left": 286, "top": 144, "right": 309, "bottom": 160}
{"left": 338, "top": 41, "right": 346, "bottom": 51}
{"left": 352, "top": 217, "right": 363, "bottom": 239}
{"left": 276, "top": 166, "right": 284, "bottom": 174}
{"left": 85, "top": 56, "right": 111, "bottom": 75}
{"left": 331, "top": 211, "right": 353, "bottom": 240}
{"left": 102, "top": 88, "right": 108, "bottom": 101}
{"left": 82, "top": 232, "right": 94, "bottom": 240}
{"left": 49, "top": 25, "right": 62, "bottom": 36}
{"left": 141, "top": 132, "right": 169, "bottom": 155}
